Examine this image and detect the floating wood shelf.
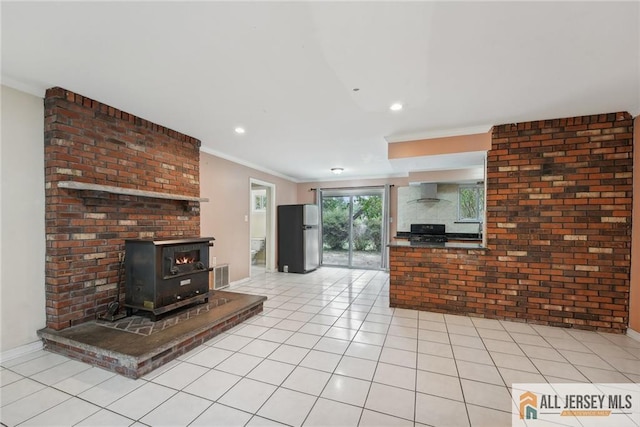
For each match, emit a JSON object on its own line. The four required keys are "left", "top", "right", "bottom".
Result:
{"left": 57, "top": 181, "right": 209, "bottom": 203}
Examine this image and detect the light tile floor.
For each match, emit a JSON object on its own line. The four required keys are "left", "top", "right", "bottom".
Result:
{"left": 2, "top": 268, "right": 640, "bottom": 426}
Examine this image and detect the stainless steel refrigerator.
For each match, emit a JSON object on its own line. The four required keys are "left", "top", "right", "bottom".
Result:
{"left": 277, "top": 204, "right": 320, "bottom": 273}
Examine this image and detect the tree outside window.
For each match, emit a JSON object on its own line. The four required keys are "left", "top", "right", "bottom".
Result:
{"left": 458, "top": 185, "right": 484, "bottom": 221}
{"left": 253, "top": 192, "right": 267, "bottom": 211}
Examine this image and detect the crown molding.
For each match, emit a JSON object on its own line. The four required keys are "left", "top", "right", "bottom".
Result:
{"left": 199, "top": 146, "right": 300, "bottom": 183}
{"left": 1, "top": 76, "right": 46, "bottom": 98}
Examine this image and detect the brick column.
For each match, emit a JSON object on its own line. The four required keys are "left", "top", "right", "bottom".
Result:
{"left": 390, "top": 112, "right": 633, "bottom": 333}
{"left": 44, "top": 88, "right": 202, "bottom": 330}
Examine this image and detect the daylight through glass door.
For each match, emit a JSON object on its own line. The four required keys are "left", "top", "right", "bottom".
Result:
{"left": 320, "top": 188, "right": 385, "bottom": 269}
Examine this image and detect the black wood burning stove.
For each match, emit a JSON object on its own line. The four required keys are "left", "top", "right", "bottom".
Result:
{"left": 124, "top": 237, "right": 215, "bottom": 319}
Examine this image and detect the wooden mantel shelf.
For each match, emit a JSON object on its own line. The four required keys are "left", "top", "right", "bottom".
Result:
{"left": 57, "top": 181, "right": 209, "bottom": 203}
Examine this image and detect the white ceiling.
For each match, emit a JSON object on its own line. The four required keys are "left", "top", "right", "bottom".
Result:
{"left": 2, "top": 2, "right": 638, "bottom": 182}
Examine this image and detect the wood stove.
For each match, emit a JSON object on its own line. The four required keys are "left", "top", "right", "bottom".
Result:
{"left": 124, "top": 237, "right": 214, "bottom": 319}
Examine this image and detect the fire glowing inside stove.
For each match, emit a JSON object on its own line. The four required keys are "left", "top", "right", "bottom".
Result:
{"left": 174, "top": 250, "right": 199, "bottom": 265}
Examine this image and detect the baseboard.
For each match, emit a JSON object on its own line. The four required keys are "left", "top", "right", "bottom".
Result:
{"left": 230, "top": 277, "right": 250, "bottom": 287}
{"left": 0, "top": 340, "right": 43, "bottom": 364}
{"left": 626, "top": 327, "right": 640, "bottom": 343}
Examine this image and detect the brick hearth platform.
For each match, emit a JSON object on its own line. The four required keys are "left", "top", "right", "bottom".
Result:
{"left": 37, "top": 291, "right": 266, "bottom": 378}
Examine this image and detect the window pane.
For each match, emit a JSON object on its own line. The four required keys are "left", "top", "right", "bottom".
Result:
{"left": 459, "top": 186, "right": 483, "bottom": 221}
{"left": 253, "top": 194, "right": 267, "bottom": 211}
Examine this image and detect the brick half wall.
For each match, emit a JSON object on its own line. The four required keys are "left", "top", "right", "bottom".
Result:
{"left": 390, "top": 112, "right": 633, "bottom": 333}
{"left": 44, "top": 87, "right": 202, "bottom": 330}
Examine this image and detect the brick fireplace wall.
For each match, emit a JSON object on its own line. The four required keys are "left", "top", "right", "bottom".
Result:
{"left": 390, "top": 112, "right": 633, "bottom": 333}
{"left": 44, "top": 87, "right": 201, "bottom": 330}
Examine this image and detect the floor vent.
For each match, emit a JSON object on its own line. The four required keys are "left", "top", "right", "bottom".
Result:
{"left": 213, "top": 264, "right": 229, "bottom": 290}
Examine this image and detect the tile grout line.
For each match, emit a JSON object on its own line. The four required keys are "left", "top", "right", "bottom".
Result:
{"left": 298, "top": 269, "right": 381, "bottom": 427}
{"left": 2, "top": 268, "right": 638, "bottom": 427}
{"left": 206, "top": 269, "right": 375, "bottom": 425}
{"left": 445, "top": 315, "right": 475, "bottom": 427}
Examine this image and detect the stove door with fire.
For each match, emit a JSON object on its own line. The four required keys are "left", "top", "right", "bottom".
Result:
{"left": 124, "top": 237, "right": 214, "bottom": 317}
{"left": 163, "top": 244, "right": 207, "bottom": 279}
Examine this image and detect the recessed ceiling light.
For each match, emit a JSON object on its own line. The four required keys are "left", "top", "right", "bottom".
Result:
{"left": 234, "top": 127, "right": 245, "bottom": 134}
{"left": 331, "top": 167, "right": 344, "bottom": 175}
{"left": 390, "top": 103, "right": 403, "bottom": 111}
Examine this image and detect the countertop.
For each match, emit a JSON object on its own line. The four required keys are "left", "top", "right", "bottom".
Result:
{"left": 388, "top": 240, "right": 486, "bottom": 250}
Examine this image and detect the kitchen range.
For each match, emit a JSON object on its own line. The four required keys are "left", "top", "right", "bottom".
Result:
{"left": 409, "top": 223, "right": 448, "bottom": 244}
{"left": 396, "top": 222, "right": 483, "bottom": 246}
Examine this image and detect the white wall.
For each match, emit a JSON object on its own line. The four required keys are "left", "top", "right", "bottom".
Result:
{"left": 0, "top": 85, "right": 46, "bottom": 352}
{"left": 200, "top": 152, "right": 298, "bottom": 282}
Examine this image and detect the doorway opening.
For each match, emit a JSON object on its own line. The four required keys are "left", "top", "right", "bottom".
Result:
{"left": 320, "top": 187, "right": 387, "bottom": 269}
{"left": 249, "top": 179, "right": 276, "bottom": 276}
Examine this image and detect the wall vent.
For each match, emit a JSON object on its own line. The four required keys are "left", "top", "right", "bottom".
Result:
{"left": 213, "top": 264, "right": 229, "bottom": 289}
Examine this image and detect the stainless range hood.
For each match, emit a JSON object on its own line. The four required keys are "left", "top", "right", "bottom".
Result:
{"left": 415, "top": 183, "right": 440, "bottom": 202}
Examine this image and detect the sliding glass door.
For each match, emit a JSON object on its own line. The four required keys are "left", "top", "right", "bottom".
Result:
{"left": 321, "top": 195, "right": 351, "bottom": 266}
{"left": 320, "top": 188, "right": 385, "bottom": 269}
